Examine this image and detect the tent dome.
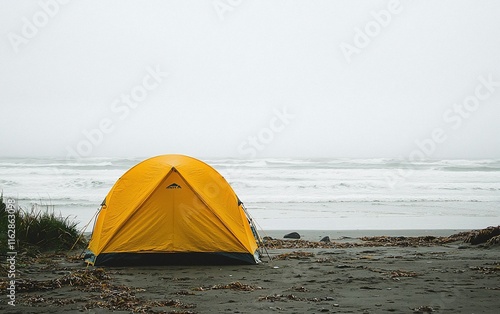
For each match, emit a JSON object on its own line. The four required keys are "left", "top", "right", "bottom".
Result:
{"left": 87, "top": 154, "right": 260, "bottom": 265}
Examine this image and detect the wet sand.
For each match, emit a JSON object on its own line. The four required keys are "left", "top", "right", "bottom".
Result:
{"left": 1, "top": 231, "right": 499, "bottom": 313}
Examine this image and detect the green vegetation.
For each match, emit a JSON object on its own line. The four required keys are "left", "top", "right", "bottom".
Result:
{"left": 0, "top": 193, "right": 86, "bottom": 254}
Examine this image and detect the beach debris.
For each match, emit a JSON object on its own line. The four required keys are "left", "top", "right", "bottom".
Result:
{"left": 469, "top": 264, "right": 500, "bottom": 274}
{"left": 0, "top": 264, "right": 7, "bottom": 278}
{"left": 486, "top": 235, "right": 500, "bottom": 247}
{"left": 168, "top": 277, "right": 191, "bottom": 281}
{"left": 158, "top": 299, "right": 197, "bottom": 309}
{"left": 6, "top": 268, "right": 197, "bottom": 312}
{"left": 265, "top": 238, "right": 361, "bottom": 249}
{"left": 66, "top": 254, "right": 86, "bottom": 262}
{"left": 463, "top": 226, "right": 500, "bottom": 245}
{"left": 320, "top": 236, "right": 330, "bottom": 242}
{"left": 412, "top": 305, "right": 434, "bottom": 313}
{"left": 259, "top": 294, "right": 303, "bottom": 302}
{"left": 23, "top": 294, "right": 83, "bottom": 306}
{"left": 388, "top": 269, "right": 419, "bottom": 278}
{"left": 263, "top": 234, "right": 469, "bottom": 250}
{"left": 315, "top": 257, "right": 334, "bottom": 263}
{"left": 85, "top": 294, "right": 196, "bottom": 313}
{"left": 360, "top": 255, "right": 377, "bottom": 260}
{"left": 85, "top": 288, "right": 196, "bottom": 312}
{"left": 268, "top": 306, "right": 284, "bottom": 311}
{"left": 359, "top": 235, "right": 446, "bottom": 247}
{"left": 193, "top": 281, "right": 262, "bottom": 291}
{"left": 0, "top": 268, "right": 111, "bottom": 292}
{"left": 258, "top": 294, "right": 335, "bottom": 303}
{"left": 274, "top": 251, "right": 315, "bottom": 260}
{"left": 284, "top": 232, "right": 301, "bottom": 239}
{"left": 287, "top": 285, "right": 309, "bottom": 292}
{"left": 264, "top": 239, "right": 332, "bottom": 249}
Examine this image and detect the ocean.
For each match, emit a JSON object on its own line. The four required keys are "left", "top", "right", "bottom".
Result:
{"left": 1, "top": 157, "right": 499, "bottom": 231}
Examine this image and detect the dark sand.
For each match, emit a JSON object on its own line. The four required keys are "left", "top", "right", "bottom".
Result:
{"left": 1, "top": 231, "right": 499, "bottom": 313}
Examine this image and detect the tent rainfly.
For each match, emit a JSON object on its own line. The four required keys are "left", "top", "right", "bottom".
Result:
{"left": 86, "top": 154, "right": 260, "bottom": 266}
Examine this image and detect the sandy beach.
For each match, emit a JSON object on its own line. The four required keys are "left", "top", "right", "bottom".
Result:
{"left": 1, "top": 229, "right": 499, "bottom": 314}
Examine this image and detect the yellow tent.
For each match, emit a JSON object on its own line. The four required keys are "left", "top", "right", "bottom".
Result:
{"left": 87, "top": 154, "right": 260, "bottom": 265}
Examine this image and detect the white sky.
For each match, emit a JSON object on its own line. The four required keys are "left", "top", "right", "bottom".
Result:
{"left": 1, "top": 0, "right": 499, "bottom": 159}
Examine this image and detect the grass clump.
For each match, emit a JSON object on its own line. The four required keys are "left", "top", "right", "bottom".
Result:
{"left": 0, "top": 193, "right": 86, "bottom": 253}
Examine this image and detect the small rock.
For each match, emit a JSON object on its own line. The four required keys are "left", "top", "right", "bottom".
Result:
{"left": 320, "top": 236, "right": 330, "bottom": 242}
{"left": 284, "top": 232, "right": 301, "bottom": 239}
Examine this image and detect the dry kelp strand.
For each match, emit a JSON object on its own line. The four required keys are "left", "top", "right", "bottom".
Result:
{"left": 469, "top": 265, "right": 500, "bottom": 274}
{"left": 193, "top": 281, "right": 262, "bottom": 291}
{"left": 388, "top": 270, "right": 419, "bottom": 278}
{"left": 274, "top": 251, "right": 315, "bottom": 260}
{"left": 0, "top": 268, "right": 110, "bottom": 292}
{"left": 23, "top": 294, "right": 84, "bottom": 306}
{"left": 486, "top": 235, "right": 500, "bottom": 246}
{"left": 464, "top": 226, "right": 500, "bottom": 245}
{"left": 263, "top": 231, "right": 479, "bottom": 249}
{"left": 258, "top": 294, "right": 335, "bottom": 302}
{"left": 6, "top": 268, "right": 197, "bottom": 312}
